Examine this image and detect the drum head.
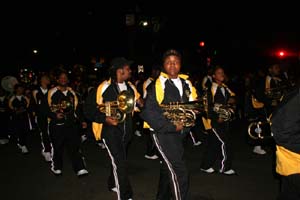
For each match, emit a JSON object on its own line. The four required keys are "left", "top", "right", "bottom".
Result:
{"left": 1, "top": 76, "right": 18, "bottom": 93}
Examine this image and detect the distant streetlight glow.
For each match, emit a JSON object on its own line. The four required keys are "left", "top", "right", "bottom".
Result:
{"left": 142, "top": 21, "right": 148, "bottom": 27}
{"left": 33, "top": 49, "right": 38, "bottom": 54}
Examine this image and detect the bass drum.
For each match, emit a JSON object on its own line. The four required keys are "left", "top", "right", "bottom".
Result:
{"left": 1, "top": 76, "right": 19, "bottom": 93}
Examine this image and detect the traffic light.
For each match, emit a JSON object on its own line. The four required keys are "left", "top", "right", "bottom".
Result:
{"left": 275, "top": 50, "right": 287, "bottom": 58}
{"left": 199, "top": 41, "right": 205, "bottom": 47}
{"left": 278, "top": 51, "right": 285, "bottom": 57}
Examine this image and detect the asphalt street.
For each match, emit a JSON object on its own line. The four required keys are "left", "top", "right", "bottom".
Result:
{"left": 0, "top": 119, "right": 279, "bottom": 200}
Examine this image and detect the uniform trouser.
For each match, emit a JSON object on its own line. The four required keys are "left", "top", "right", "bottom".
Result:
{"left": 14, "top": 115, "right": 29, "bottom": 146}
{"left": 152, "top": 132, "right": 190, "bottom": 200}
{"left": 37, "top": 116, "right": 51, "bottom": 153}
{"left": 0, "top": 112, "right": 8, "bottom": 139}
{"left": 189, "top": 116, "right": 205, "bottom": 143}
{"left": 102, "top": 127, "right": 133, "bottom": 200}
{"left": 277, "top": 174, "right": 300, "bottom": 200}
{"left": 188, "top": 129, "right": 201, "bottom": 145}
{"left": 144, "top": 129, "right": 157, "bottom": 156}
{"left": 201, "top": 122, "right": 233, "bottom": 172}
{"left": 49, "top": 123, "right": 85, "bottom": 172}
{"left": 134, "top": 113, "right": 143, "bottom": 132}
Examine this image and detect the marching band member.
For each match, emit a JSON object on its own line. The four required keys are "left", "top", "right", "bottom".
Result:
{"left": 141, "top": 49, "right": 198, "bottom": 200}
{"left": 0, "top": 87, "right": 10, "bottom": 145}
{"left": 249, "top": 69, "right": 268, "bottom": 155}
{"left": 200, "top": 66, "right": 237, "bottom": 175}
{"left": 201, "top": 67, "right": 213, "bottom": 92}
{"left": 84, "top": 57, "right": 142, "bottom": 200}
{"left": 8, "top": 84, "right": 30, "bottom": 154}
{"left": 48, "top": 71, "right": 88, "bottom": 176}
{"left": 32, "top": 74, "right": 52, "bottom": 162}
{"left": 143, "top": 64, "right": 160, "bottom": 160}
{"left": 271, "top": 67, "right": 300, "bottom": 199}
{"left": 265, "top": 64, "right": 285, "bottom": 112}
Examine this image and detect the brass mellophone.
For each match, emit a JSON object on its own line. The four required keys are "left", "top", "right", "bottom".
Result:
{"left": 50, "top": 100, "right": 73, "bottom": 114}
{"left": 97, "top": 90, "right": 134, "bottom": 123}
{"left": 160, "top": 101, "right": 204, "bottom": 127}
{"left": 213, "top": 103, "right": 235, "bottom": 121}
{"left": 248, "top": 119, "right": 273, "bottom": 140}
{"left": 265, "top": 85, "right": 289, "bottom": 100}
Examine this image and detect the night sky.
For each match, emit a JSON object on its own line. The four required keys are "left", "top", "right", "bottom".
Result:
{"left": 2, "top": 3, "right": 300, "bottom": 72}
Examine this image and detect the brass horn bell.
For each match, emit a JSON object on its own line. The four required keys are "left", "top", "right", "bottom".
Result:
{"left": 98, "top": 90, "right": 135, "bottom": 123}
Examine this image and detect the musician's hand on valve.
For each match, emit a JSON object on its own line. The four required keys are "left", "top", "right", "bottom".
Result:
{"left": 228, "top": 97, "right": 236, "bottom": 104}
{"left": 175, "top": 122, "right": 184, "bottom": 132}
{"left": 105, "top": 116, "right": 118, "bottom": 126}
{"left": 56, "top": 113, "right": 65, "bottom": 119}
{"left": 193, "top": 109, "right": 200, "bottom": 114}
{"left": 136, "top": 98, "right": 144, "bottom": 108}
{"left": 217, "top": 118, "right": 224, "bottom": 123}
{"left": 81, "top": 122, "right": 88, "bottom": 129}
{"left": 265, "top": 88, "right": 271, "bottom": 95}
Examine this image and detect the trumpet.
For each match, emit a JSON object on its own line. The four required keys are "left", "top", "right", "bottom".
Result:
{"left": 213, "top": 103, "right": 235, "bottom": 121}
{"left": 97, "top": 90, "right": 134, "bottom": 123}
{"left": 248, "top": 119, "right": 273, "bottom": 140}
{"left": 160, "top": 101, "right": 204, "bottom": 127}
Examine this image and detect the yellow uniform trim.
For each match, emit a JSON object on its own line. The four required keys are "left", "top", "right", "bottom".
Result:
{"left": 8, "top": 96, "right": 15, "bottom": 110}
{"left": 92, "top": 80, "right": 140, "bottom": 140}
{"left": 276, "top": 145, "right": 300, "bottom": 176}
{"left": 8, "top": 95, "right": 30, "bottom": 110}
{"left": 92, "top": 79, "right": 111, "bottom": 141}
{"left": 32, "top": 90, "right": 38, "bottom": 104}
{"left": 211, "top": 83, "right": 235, "bottom": 100}
{"left": 202, "top": 117, "right": 212, "bottom": 130}
{"left": 25, "top": 96, "right": 30, "bottom": 108}
{"left": 156, "top": 72, "right": 196, "bottom": 103}
{"left": 143, "top": 77, "right": 154, "bottom": 99}
{"left": 265, "top": 75, "right": 271, "bottom": 91}
{"left": 206, "top": 82, "right": 235, "bottom": 130}
{"left": 47, "top": 87, "right": 78, "bottom": 109}
{"left": 67, "top": 87, "right": 78, "bottom": 110}
{"left": 47, "top": 87, "right": 57, "bottom": 107}
{"left": 144, "top": 72, "right": 197, "bottom": 129}
{"left": 251, "top": 95, "right": 264, "bottom": 109}
{"left": 128, "top": 81, "right": 141, "bottom": 113}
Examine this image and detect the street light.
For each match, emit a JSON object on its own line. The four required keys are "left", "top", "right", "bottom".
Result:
{"left": 141, "top": 20, "right": 149, "bottom": 27}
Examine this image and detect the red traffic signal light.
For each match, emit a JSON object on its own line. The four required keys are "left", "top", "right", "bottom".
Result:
{"left": 279, "top": 51, "right": 285, "bottom": 57}
{"left": 199, "top": 41, "right": 205, "bottom": 47}
{"left": 276, "top": 50, "right": 286, "bottom": 58}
